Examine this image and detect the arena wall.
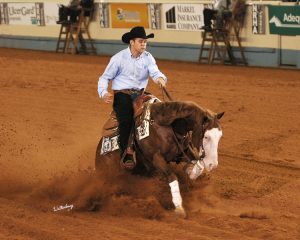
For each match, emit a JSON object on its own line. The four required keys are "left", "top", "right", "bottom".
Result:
{"left": 0, "top": 0, "right": 299, "bottom": 68}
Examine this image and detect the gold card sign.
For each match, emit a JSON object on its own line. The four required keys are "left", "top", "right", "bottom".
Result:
{"left": 111, "top": 3, "right": 149, "bottom": 28}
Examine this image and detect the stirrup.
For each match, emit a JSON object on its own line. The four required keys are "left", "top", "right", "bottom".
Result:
{"left": 120, "top": 152, "right": 136, "bottom": 170}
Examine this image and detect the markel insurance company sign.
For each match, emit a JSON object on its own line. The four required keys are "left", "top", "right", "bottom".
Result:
{"left": 163, "top": 4, "right": 204, "bottom": 31}
{"left": 269, "top": 6, "right": 300, "bottom": 35}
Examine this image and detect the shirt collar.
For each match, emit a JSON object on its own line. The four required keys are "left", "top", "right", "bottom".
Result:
{"left": 126, "top": 47, "right": 145, "bottom": 60}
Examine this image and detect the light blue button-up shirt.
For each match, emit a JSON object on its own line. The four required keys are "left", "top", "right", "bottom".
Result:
{"left": 98, "top": 47, "right": 167, "bottom": 98}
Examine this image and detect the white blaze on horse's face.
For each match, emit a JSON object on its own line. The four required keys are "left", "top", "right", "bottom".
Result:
{"left": 202, "top": 128, "right": 222, "bottom": 171}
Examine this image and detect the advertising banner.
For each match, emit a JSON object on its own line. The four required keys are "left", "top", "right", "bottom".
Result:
{"left": 7, "top": 2, "right": 39, "bottom": 25}
{"left": 252, "top": 4, "right": 265, "bottom": 34}
{"left": 0, "top": 3, "right": 8, "bottom": 24}
{"left": 269, "top": 6, "right": 300, "bottom": 36}
{"left": 149, "top": 3, "right": 161, "bottom": 29}
{"left": 99, "top": 3, "right": 109, "bottom": 28}
{"left": 111, "top": 3, "right": 149, "bottom": 28}
{"left": 43, "top": 3, "right": 59, "bottom": 25}
{"left": 163, "top": 4, "right": 204, "bottom": 31}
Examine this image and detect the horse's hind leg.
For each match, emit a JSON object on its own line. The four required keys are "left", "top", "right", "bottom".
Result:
{"left": 153, "top": 152, "right": 187, "bottom": 218}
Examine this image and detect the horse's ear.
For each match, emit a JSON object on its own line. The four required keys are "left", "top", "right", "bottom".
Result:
{"left": 216, "top": 112, "right": 225, "bottom": 120}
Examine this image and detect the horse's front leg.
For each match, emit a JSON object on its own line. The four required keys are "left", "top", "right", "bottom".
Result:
{"left": 153, "top": 152, "right": 187, "bottom": 218}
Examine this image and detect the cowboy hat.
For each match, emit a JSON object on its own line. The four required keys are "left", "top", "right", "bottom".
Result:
{"left": 122, "top": 26, "right": 154, "bottom": 44}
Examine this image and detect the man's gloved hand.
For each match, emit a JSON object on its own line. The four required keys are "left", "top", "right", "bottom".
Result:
{"left": 157, "top": 77, "right": 166, "bottom": 88}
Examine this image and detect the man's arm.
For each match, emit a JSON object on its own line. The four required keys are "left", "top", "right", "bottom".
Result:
{"left": 98, "top": 56, "right": 119, "bottom": 102}
{"left": 147, "top": 54, "right": 167, "bottom": 87}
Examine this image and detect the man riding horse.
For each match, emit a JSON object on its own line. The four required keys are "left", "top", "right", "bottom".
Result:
{"left": 97, "top": 26, "right": 167, "bottom": 170}
{"left": 97, "top": 27, "right": 224, "bottom": 217}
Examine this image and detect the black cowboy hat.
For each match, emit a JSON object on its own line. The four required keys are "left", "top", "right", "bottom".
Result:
{"left": 122, "top": 26, "right": 154, "bottom": 44}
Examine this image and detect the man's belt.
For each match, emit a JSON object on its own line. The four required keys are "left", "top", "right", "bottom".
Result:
{"left": 114, "top": 88, "right": 143, "bottom": 95}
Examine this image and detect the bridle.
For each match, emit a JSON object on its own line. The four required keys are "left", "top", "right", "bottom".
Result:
{"left": 161, "top": 86, "right": 207, "bottom": 163}
{"left": 171, "top": 123, "right": 207, "bottom": 164}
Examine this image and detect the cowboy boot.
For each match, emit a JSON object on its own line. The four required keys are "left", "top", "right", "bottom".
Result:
{"left": 120, "top": 145, "right": 136, "bottom": 170}
{"left": 120, "top": 128, "right": 136, "bottom": 170}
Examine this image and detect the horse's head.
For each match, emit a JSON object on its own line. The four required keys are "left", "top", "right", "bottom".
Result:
{"left": 192, "top": 111, "right": 224, "bottom": 172}
{"left": 150, "top": 101, "right": 224, "bottom": 174}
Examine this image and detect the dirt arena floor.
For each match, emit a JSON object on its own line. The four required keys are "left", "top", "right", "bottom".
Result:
{"left": 0, "top": 48, "right": 299, "bottom": 240}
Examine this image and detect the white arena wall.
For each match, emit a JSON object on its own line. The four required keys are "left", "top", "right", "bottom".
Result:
{"left": 0, "top": 0, "right": 299, "bottom": 68}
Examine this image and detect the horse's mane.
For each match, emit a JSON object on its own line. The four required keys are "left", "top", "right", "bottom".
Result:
{"left": 150, "top": 101, "right": 214, "bottom": 129}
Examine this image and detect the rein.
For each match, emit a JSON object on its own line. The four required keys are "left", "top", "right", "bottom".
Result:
{"left": 159, "top": 86, "right": 206, "bottom": 163}
{"left": 171, "top": 125, "right": 206, "bottom": 163}
{"left": 161, "top": 86, "right": 173, "bottom": 101}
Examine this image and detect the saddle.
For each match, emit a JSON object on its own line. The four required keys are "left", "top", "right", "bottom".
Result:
{"left": 101, "top": 111, "right": 118, "bottom": 137}
{"left": 100, "top": 93, "right": 159, "bottom": 155}
{"left": 99, "top": 94, "right": 200, "bottom": 169}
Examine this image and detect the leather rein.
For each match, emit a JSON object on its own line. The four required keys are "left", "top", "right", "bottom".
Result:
{"left": 161, "top": 87, "right": 206, "bottom": 163}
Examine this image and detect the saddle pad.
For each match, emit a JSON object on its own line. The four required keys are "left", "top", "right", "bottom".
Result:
{"left": 100, "top": 134, "right": 119, "bottom": 155}
{"left": 136, "top": 103, "right": 151, "bottom": 140}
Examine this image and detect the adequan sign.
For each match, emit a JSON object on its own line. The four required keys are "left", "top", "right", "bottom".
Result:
{"left": 268, "top": 5, "right": 300, "bottom": 35}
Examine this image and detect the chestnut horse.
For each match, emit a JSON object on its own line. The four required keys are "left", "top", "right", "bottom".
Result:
{"left": 95, "top": 99, "right": 224, "bottom": 217}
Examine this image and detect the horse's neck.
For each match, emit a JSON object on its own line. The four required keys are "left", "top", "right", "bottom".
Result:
{"left": 151, "top": 101, "right": 206, "bottom": 128}
{"left": 150, "top": 101, "right": 210, "bottom": 148}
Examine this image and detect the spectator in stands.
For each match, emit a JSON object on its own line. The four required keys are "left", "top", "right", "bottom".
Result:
{"left": 201, "top": 0, "right": 231, "bottom": 31}
{"left": 57, "top": 0, "right": 94, "bottom": 24}
{"left": 68, "top": 0, "right": 82, "bottom": 23}
{"left": 80, "top": 0, "right": 94, "bottom": 16}
{"left": 97, "top": 26, "right": 167, "bottom": 169}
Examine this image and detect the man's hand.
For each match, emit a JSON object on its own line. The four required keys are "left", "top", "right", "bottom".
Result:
{"left": 103, "top": 92, "right": 113, "bottom": 103}
{"left": 157, "top": 77, "right": 166, "bottom": 88}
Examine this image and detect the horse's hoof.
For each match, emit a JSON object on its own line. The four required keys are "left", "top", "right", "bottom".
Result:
{"left": 174, "top": 207, "right": 187, "bottom": 219}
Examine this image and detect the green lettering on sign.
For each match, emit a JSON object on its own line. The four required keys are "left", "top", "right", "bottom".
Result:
{"left": 269, "top": 6, "right": 300, "bottom": 36}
